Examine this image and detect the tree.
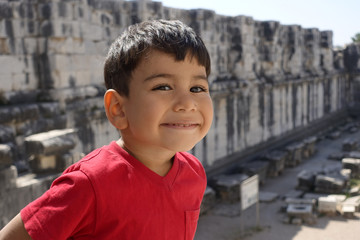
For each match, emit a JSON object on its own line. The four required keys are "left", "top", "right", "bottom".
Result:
{"left": 351, "top": 33, "right": 360, "bottom": 43}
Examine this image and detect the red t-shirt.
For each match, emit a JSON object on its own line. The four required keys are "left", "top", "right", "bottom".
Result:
{"left": 21, "top": 141, "right": 207, "bottom": 240}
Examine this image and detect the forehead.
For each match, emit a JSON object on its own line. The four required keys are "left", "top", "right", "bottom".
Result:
{"left": 138, "top": 49, "right": 204, "bottom": 71}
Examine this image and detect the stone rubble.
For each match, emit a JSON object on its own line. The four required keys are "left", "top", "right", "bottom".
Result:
{"left": 342, "top": 158, "right": 360, "bottom": 178}
{"left": 342, "top": 138, "right": 358, "bottom": 152}
{"left": 0, "top": 0, "right": 360, "bottom": 229}
{"left": 24, "top": 128, "right": 77, "bottom": 173}
{"left": 210, "top": 173, "right": 249, "bottom": 203}
{"left": 285, "top": 203, "right": 316, "bottom": 225}
{"left": 297, "top": 170, "right": 316, "bottom": 192}
{"left": 200, "top": 187, "right": 217, "bottom": 216}
{"left": 262, "top": 150, "right": 287, "bottom": 177}
{"left": 0, "top": 144, "right": 13, "bottom": 168}
{"left": 201, "top": 121, "right": 360, "bottom": 227}
{"left": 302, "top": 136, "right": 317, "bottom": 158}
{"left": 317, "top": 195, "right": 339, "bottom": 215}
{"left": 239, "top": 160, "right": 269, "bottom": 185}
{"left": 285, "top": 142, "right": 305, "bottom": 167}
{"left": 314, "top": 174, "right": 347, "bottom": 194}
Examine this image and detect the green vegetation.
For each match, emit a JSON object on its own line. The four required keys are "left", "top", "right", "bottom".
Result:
{"left": 351, "top": 33, "right": 360, "bottom": 43}
{"left": 349, "top": 178, "right": 360, "bottom": 188}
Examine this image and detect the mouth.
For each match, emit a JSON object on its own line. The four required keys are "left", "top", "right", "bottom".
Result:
{"left": 161, "top": 123, "right": 199, "bottom": 129}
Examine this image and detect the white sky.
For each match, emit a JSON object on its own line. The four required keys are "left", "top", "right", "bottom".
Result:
{"left": 156, "top": 0, "right": 359, "bottom": 47}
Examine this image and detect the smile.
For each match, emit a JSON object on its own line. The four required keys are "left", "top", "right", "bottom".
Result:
{"left": 161, "top": 123, "right": 199, "bottom": 129}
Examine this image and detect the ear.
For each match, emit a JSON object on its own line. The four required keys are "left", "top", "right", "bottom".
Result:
{"left": 104, "top": 89, "right": 128, "bottom": 130}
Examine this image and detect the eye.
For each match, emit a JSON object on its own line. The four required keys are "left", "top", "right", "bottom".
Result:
{"left": 190, "top": 86, "right": 208, "bottom": 93}
{"left": 152, "top": 85, "right": 172, "bottom": 91}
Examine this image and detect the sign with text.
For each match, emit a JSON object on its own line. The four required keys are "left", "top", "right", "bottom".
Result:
{"left": 240, "top": 174, "right": 259, "bottom": 210}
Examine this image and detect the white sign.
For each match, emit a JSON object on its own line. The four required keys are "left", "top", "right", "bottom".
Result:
{"left": 240, "top": 174, "right": 259, "bottom": 210}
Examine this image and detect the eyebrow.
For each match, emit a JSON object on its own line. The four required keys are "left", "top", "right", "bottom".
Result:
{"left": 144, "top": 73, "right": 208, "bottom": 82}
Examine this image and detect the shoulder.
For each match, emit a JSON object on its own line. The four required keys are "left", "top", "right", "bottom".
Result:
{"left": 65, "top": 142, "right": 131, "bottom": 173}
{"left": 176, "top": 152, "right": 206, "bottom": 180}
{"left": 62, "top": 142, "right": 134, "bottom": 186}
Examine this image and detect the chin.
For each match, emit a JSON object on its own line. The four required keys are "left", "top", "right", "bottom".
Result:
{"left": 166, "top": 142, "right": 197, "bottom": 153}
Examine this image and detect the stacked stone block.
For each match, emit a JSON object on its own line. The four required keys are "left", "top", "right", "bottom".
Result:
{"left": 263, "top": 150, "right": 286, "bottom": 177}
{"left": 342, "top": 139, "right": 358, "bottom": 152}
{"left": 0, "top": 0, "right": 355, "bottom": 170}
{"left": 342, "top": 158, "right": 360, "bottom": 178}
{"left": 200, "top": 187, "right": 216, "bottom": 216}
{"left": 314, "top": 175, "right": 347, "bottom": 194}
{"left": 285, "top": 142, "right": 305, "bottom": 167}
{"left": 24, "top": 128, "right": 77, "bottom": 173}
{"left": 297, "top": 170, "right": 316, "bottom": 192}
{"left": 211, "top": 173, "right": 249, "bottom": 203}
{"left": 0, "top": 0, "right": 359, "bottom": 227}
{"left": 240, "top": 160, "right": 269, "bottom": 185}
{"left": 302, "top": 136, "right": 317, "bottom": 158}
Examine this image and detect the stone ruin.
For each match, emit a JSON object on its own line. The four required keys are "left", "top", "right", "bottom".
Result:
{"left": 201, "top": 120, "right": 360, "bottom": 225}
{"left": 0, "top": 0, "right": 360, "bottom": 227}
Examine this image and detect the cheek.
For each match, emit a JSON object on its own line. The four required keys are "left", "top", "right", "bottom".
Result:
{"left": 130, "top": 97, "right": 163, "bottom": 122}
{"left": 201, "top": 97, "right": 214, "bottom": 125}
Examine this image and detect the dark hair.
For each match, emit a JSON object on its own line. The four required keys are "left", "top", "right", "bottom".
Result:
{"left": 104, "top": 19, "right": 211, "bottom": 97}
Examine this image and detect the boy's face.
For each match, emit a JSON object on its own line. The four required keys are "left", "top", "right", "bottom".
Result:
{"left": 120, "top": 49, "right": 213, "bottom": 154}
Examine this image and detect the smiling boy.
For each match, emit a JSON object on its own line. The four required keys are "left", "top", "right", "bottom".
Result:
{"left": 0, "top": 19, "right": 213, "bottom": 240}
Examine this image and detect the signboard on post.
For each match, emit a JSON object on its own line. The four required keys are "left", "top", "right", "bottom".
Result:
{"left": 240, "top": 174, "right": 260, "bottom": 235}
{"left": 241, "top": 174, "right": 259, "bottom": 210}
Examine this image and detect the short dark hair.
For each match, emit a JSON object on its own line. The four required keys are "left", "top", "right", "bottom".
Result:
{"left": 104, "top": 19, "right": 211, "bottom": 97}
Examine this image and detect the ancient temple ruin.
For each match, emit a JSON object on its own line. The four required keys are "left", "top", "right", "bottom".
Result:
{"left": 0, "top": 0, "right": 360, "bottom": 226}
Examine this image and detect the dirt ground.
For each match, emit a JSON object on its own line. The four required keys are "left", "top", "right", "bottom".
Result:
{"left": 195, "top": 126, "right": 360, "bottom": 240}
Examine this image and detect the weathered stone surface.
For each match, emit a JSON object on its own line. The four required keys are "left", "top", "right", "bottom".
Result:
{"left": 342, "top": 138, "right": 358, "bottom": 152}
{"left": 344, "top": 43, "right": 360, "bottom": 72}
{"left": 303, "top": 136, "right": 317, "bottom": 158}
{"left": 263, "top": 150, "right": 287, "bottom": 177}
{"left": 342, "top": 158, "right": 360, "bottom": 178}
{"left": 0, "top": 0, "right": 356, "bottom": 172}
{"left": 318, "top": 196, "right": 338, "bottom": 214}
{"left": 297, "top": 170, "right": 315, "bottom": 191}
{"left": 328, "top": 152, "right": 346, "bottom": 161}
{"left": 24, "top": 128, "right": 76, "bottom": 155}
{"left": 240, "top": 160, "right": 269, "bottom": 185}
{"left": 287, "top": 203, "right": 315, "bottom": 225}
{"left": 342, "top": 196, "right": 360, "bottom": 212}
{"left": 285, "top": 198, "right": 316, "bottom": 208}
{"left": 285, "top": 142, "right": 305, "bottom": 166}
{"left": 29, "top": 154, "right": 56, "bottom": 173}
{"left": 341, "top": 205, "right": 356, "bottom": 218}
{"left": 200, "top": 187, "right": 216, "bottom": 215}
{"left": 0, "top": 144, "right": 13, "bottom": 168}
{"left": 0, "top": 125, "right": 15, "bottom": 144}
{"left": 327, "top": 130, "right": 341, "bottom": 140}
{"left": 0, "top": 0, "right": 359, "bottom": 228}
{"left": 315, "top": 174, "right": 346, "bottom": 194}
{"left": 349, "top": 186, "right": 360, "bottom": 196}
{"left": 211, "top": 173, "right": 249, "bottom": 203}
{"left": 347, "top": 151, "right": 360, "bottom": 159}
{"left": 0, "top": 165, "right": 17, "bottom": 191}
{"left": 0, "top": 172, "right": 57, "bottom": 229}
{"left": 303, "top": 193, "right": 328, "bottom": 202}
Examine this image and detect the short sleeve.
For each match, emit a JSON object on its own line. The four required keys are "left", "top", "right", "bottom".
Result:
{"left": 21, "top": 170, "right": 96, "bottom": 240}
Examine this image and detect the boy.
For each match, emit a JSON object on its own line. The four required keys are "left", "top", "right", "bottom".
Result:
{"left": 0, "top": 19, "right": 213, "bottom": 239}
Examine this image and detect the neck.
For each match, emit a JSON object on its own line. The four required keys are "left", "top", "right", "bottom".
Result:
{"left": 117, "top": 139, "right": 175, "bottom": 177}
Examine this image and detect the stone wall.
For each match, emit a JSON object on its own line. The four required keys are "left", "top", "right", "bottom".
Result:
{"left": 0, "top": 0, "right": 359, "bottom": 226}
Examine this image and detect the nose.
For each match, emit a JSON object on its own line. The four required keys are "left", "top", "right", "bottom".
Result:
{"left": 173, "top": 92, "right": 197, "bottom": 112}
